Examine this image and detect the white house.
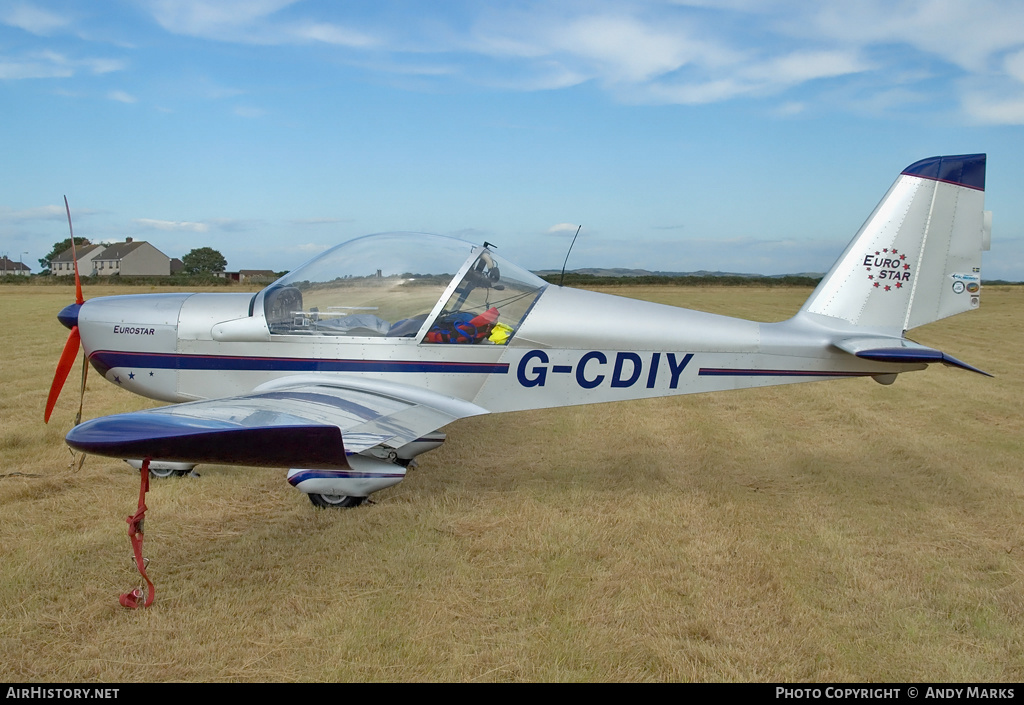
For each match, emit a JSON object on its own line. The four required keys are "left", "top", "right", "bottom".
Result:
{"left": 50, "top": 244, "right": 103, "bottom": 276}
{"left": 92, "top": 239, "right": 171, "bottom": 276}
{"left": 0, "top": 256, "right": 31, "bottom": 276}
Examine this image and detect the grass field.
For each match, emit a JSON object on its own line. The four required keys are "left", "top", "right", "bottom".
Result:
{"left": 1, "top": 284, "right": 1022, "bottom": 682}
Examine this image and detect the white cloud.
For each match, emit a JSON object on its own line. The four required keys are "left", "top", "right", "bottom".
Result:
{"left": 801, "top": 0, "right": 1024, "bottom": 74}
{"left": 956, "top": 45, "right": 1024, "bottom": 125}
{"left": 1005, "top": 49, "right": 1024, "bottom": 83}
{"left": 572, "top": 234, "right": 842, "bottom": 275}
{"left": 482, "top": 61, "right": 587, "bottom": 91}
{"left": 145, "top": 0, "right": 300, "bottom": 38}
{"left": 108, "top": 89, "right": 136, "bottom": 103}
{"left": 295, "top": 242, "right": 330, "bottom": 253}
{"left": 134, "top": 218, "right": 209, "bottom": 232}
{"left": 86, "top": 58, "right": 127, "bottom": 74}
{"left": 289, "top": 22, "right": 376, "bottom": 48}
{"left": 639, "top": 49, "right": 871, "bottom": 105}
{"left": 645, "top": 77, "right": 747, "bottom": 105}
{"left": 962, "top": 90, "right": 1024, "bottom": 125}
{"left": 208, "top": 218, "right": 255, "bottom": 232}
{"left": 745, "top": 50, "right": 871, "bottom": 85}
{"left": 552, "top": 15, "right": 697, "bottom": 84}
{"left": 1, "top": 2, "right": 69, "bottom": 35}
{"left": 773, "top": 101, "right": 806, "bottom": 116}
{"left": 460, "top": 6, "right": 882, "bottom": 106}
{"left": 0, "top": 51, "right": 125, "bottom": 80}
{"left": 0, "top": 204, "right": 66, "bottom": 221}
{"left": 290, "top": 218, "right": 351, "bottom": 225}
{"left": 233, "top": 105, "right": 265, "bottom": 118}
{"left": 145, "top": 0, "right": 378, "bottom": 50}
{"left": 548, "top": 223, "right": 581, "bottom": 235}
{"left": 472, "top": 2, "right": 1024, "bottom": 119}
{"left": 130, "top": 1, "right": 1024, "bottom": 121}
{"left": 0, "top": 57, "right": 72, "bottom": 80}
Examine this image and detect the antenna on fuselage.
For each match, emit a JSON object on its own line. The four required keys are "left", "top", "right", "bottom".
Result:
{"left": 558, "top": 225, "right": 582, "bottom": 287}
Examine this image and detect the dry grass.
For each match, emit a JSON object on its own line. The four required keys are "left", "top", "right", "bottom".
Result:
{"left": 1, "top": 284, "right": 1022, "bottom": 682}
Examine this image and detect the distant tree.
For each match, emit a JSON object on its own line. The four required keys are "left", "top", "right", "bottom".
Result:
{"left": 182, "top": 247, "right": 227, "bottom": 274}
{"left": 39, "top": 237, "right": 91, "bottom": 274}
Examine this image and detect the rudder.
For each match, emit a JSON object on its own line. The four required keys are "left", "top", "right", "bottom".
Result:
{"left": 800, "top": 154, "right": 990, "bottom": 333}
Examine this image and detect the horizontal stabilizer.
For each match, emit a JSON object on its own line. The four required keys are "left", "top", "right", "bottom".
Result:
{"left": 834, "top": 337, "right": 990, "bottom": 376}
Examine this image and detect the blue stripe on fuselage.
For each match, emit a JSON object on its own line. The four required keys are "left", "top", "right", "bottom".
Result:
{"left": 89, "top": 351, "right": 510, "bottom": 375}
{"left": 698, "top": 368, "right": 872, "bottom": 377}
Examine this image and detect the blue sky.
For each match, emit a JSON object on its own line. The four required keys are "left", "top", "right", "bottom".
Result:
{"left": 2, "top": 0, "right": 1023, "bottom": 278}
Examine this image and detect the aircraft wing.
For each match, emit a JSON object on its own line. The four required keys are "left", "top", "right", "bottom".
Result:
{"left": 65, "top": 376, "right": 489, "bottom": 469}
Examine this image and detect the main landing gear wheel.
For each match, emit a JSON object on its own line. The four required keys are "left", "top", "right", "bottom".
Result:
{"left": 308, "top": 493, "right": 366, "bottom": 509}
{"left": 128, "top": 460, "right": 196, "bottom": 478}
{"left": 148, "top": 466, "right": 192, "bottom": 479}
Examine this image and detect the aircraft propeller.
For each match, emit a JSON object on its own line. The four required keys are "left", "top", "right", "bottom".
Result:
{"left": 44, "top": 196, "right": 89, "bottom": 426}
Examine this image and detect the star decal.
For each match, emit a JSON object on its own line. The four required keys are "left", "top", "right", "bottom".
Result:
{"left": 149, "top": 371, "right": 154, "bottom": 377}
{"left": 128, "top": 372, "right": 135, "bottom": 380}
{"left": 114, "top": 375, "right": 121, "bottom": 384}
{"left": 866, "top": 246, "right": 913, "bottom": 292}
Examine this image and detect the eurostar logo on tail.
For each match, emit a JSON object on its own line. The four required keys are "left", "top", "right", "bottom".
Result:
{"left": 864, "top": 248, "right": 913, "bottom": 291}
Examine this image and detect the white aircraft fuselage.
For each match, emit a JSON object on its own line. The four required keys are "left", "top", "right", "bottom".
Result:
{"left": 75, "top": 285, "right": 917, "bottom": 414}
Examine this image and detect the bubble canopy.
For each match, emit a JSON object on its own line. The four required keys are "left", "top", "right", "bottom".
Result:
{"left": 261, "top": 232, "right": 547, "bottom": 343}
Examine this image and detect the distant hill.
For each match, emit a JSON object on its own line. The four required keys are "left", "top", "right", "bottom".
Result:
{"left": 532, "top": 267, "right": 825, "bottom": 279}
{"left": 532, "top": 267, "right": 826, "bottom": 286}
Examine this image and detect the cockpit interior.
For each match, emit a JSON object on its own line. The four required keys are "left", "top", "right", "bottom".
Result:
{"left": 261, "top": 233, "right": 547, "bottom": 344}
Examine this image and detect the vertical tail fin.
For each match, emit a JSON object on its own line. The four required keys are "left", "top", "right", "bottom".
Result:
{"left": 801, "top": 154, "right": 990, "bottom": 333}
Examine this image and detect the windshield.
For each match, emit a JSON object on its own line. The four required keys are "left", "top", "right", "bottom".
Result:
{"left": 262, "top": 232, "right": 546, "bottom": 343}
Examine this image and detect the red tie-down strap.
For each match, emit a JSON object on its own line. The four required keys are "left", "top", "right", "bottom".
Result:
{"left": 119, "top": 459, "right": 155, "bottom": 608}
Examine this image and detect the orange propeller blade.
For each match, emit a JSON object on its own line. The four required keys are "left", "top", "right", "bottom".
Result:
{"left": 44, "top": 326, "right": 82, "bottom": 423}
{"left": 64, "top": 196, "right": 84, "bottom": 305}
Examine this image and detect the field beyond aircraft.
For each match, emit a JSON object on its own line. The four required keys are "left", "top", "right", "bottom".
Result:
{"left": 47, "top": 154, "right": 991, "bottom": 513}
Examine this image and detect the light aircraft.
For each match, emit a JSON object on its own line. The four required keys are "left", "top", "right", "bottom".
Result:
{"left": 47, "top": 154, "right": 991, "bottom": 511}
